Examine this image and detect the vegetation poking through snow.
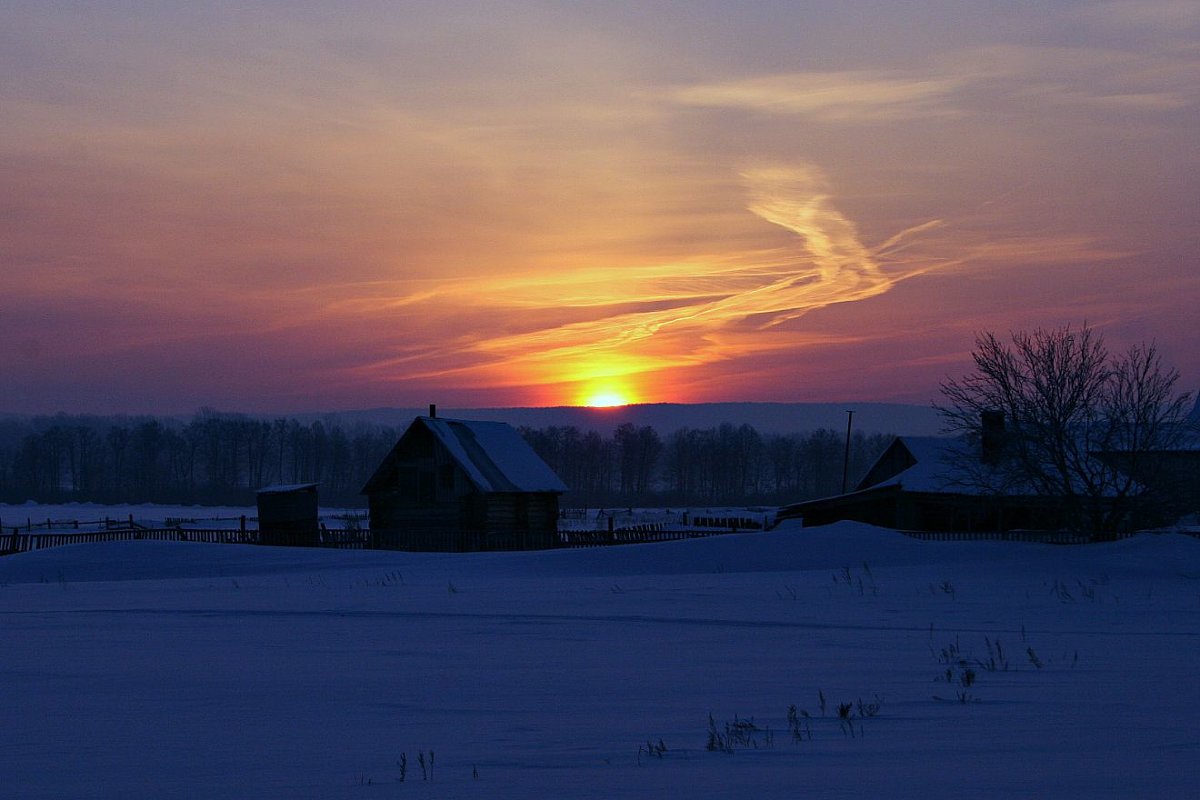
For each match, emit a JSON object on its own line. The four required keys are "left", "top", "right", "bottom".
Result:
{"left": 637, "top": 738, "right": 668, "bottom": 765}
{"left": 832, "top": 564, "right": 878, "bottom": 596}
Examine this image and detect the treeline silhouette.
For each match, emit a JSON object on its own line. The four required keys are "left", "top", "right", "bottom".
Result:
{"left": 0, "top": 412, "right": 891, "bottom": 508}
{"left": 522, "top": 422, "right": 892, "bottom": 506}
{"left": 0, "top": 409, "right": 399, "bottom": 506}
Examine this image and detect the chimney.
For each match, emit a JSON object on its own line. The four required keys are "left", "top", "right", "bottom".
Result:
{"left": 428, "top": 404, "right": 437, "bottom": 419}
{"left": 981, "top": 410, "right": 1005, "bottom": 465}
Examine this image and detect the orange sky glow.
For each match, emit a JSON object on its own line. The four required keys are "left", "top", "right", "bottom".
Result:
{"left": 1, "top": 2, "right": 1197, "bottom": 414}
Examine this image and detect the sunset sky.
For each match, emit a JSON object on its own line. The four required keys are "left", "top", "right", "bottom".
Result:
{"left": 2, "top": 1, "right": 1197, "bottom": 414}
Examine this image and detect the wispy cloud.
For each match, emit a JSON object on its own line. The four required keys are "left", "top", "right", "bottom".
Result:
{"left": 972, "top": 44, "right": 1200, "bottom": 113}
{"left": 671, "top": 71, "right": 967, "bottom": 121}
{"left": 3, "top": 3, "right": 1195, "bottom": 412}
{"left": 341, "top": 155, "right": 1140, "bottom": 402}
{"left": 347, "top": 165, "right": 933, "bottom": 396}
{"left": 670, "top": 45, "right": 1198, "bottom": 125}
{"left": 1072, "top": 1, "right": 1200, "bottom": 31}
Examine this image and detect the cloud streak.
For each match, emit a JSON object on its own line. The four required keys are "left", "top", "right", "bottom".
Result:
{"left": 348, "top": 165, "right": 933, "bottom": 399}
{"left": 670, "top": 45, "right": 1198, "bottom": 125}
{"left": 2, "top": 3, "right": 1196, "bottom": 412}
{"left": 671, "top": 71, "right": 967, "bottom": 121}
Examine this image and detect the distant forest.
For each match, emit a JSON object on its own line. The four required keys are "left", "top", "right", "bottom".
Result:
{"left": 0, "top": 410, "right": 892, "bottom": 508}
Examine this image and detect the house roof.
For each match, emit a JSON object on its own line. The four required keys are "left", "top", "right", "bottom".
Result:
{"left": 363, "top": 416, "right": 568, "bottom": 495}
{"left": 865, "top": 433, "right": 1148, "bottom": 498}
{"left": 256, "top": 482, "right": 319, "bottom": 494}
{"left": 779, "top": 435, "right": 1016, "bottom": 521}
{"left": 424, "top": 417, "right": 568, "bottom": 493}
{"left": 862, "top": 436, "right": 964, "bottom": 493}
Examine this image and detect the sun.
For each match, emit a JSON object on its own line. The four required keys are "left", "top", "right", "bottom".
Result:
{"left": 583, "top": 390, "right": 630, "bottom": 408}
{"left": 574, "top": 374, "right": 640, "bottom": 407}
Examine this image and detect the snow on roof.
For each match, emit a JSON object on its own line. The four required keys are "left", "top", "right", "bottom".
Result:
{"left": 866, "top": 436, "right": 964, "bottom": 494}
{"left": 256, "top": 483, "right": 318, "bottom": 494}
{"left": 422, "top": 417, "right": 568, "bottom": 493}
{"left": 868, "top": 434, "right": 1146, "bottom": 497}
{"left": 859, "top": 435, "right": 1040, "bottom": 496}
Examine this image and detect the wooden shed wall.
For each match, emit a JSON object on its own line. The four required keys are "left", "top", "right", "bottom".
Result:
{"left": 257, "top": 489, "right": 319, "bottom": 545}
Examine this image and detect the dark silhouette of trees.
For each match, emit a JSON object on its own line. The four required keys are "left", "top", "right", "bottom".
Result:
{"left": 0, "top": 411, "right": 892, "bottom": 508}
{"left": 526, "top": 422, "right": 889, "bottom": 506}
{"left": 517, "top": 426, "right": 618, "bottom": 500}
{"left": 937, "top": 323, "right": 1192, "bottom": 535}
{"left": 0, "top": 411, "right": 399, "bottom": 506}
{"left": 614, "top": 423, "right": 663, "bottom": 499}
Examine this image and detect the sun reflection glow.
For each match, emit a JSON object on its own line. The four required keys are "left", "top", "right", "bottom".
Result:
{"left": 581, "top": 385, "right": 633, "bottom": 407}
{"left": 583, "top": 391, "right": 629, "bottom": 408}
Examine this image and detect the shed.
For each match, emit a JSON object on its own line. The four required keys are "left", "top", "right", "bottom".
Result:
{"left": 361, "top": 415, "right": 568, "bottom": 551}
{"left": 256, "top": 482, "right": 319, "bottom": 545}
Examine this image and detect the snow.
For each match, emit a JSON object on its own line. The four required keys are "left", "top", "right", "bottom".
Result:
{"left": 3, "top": 510, "right": 1199, "bottom": 798}
{"left": 870, "top": 435, "right": 961, "bottom": 492}
{"left": 424, "top": 417, "right": 569, "bottom": 493}
{"left": 256, "top": 483, "right": 319, "bottom": 494}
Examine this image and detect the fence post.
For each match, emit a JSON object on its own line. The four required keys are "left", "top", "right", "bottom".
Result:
{"left": 240, "top": 515, "right": 246, "bottom": 532}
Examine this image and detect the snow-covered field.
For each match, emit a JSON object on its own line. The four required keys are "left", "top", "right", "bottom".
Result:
{"left": 2, "top": 518, "right": 1199, "bottom": 798}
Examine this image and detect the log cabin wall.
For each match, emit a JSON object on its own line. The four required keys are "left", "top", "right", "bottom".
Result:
{"left": 365, "top": 417, "right": 565, "bottom": 551}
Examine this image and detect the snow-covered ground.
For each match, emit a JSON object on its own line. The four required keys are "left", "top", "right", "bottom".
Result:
{"left": 2, "top": 517, "right": 1198, "bottom": 798}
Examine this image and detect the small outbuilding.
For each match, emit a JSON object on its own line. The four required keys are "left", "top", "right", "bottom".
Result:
{"left": 362, "top": 414, "right": 568, "bottom": 551}
{"left": 256, "top": 482, "right": 320, "bottom": 545}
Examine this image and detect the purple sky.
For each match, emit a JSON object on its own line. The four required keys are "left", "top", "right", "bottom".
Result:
{"left": 2, "top": 1, "right": 1197, "bottom": 413}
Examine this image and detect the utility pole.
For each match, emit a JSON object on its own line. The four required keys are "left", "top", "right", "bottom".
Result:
{"left": 841, "top": 409, "right": 855, "bottom": 494}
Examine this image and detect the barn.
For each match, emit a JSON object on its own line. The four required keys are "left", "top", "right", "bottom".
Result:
{"left": 361, "top": 412, "right": 568, "bottom": 551}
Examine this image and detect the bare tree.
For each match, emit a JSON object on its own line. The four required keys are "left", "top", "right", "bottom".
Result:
{"left": 937, "top": 324, "right": 1191, "bottom": 535}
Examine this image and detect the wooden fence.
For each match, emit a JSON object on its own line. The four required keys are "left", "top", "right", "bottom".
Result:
{"left": 0, "top": 527, "right": 368, "bottom": 556}
{"left": 0, "top": 514, "right": 151, "bottom": 533}
{"left": 688, "top": 515, "right": 765, "bottom": 531}
{"left": 0, "top": 524, "right": 753, "bottom": 556}
{"left": 557, "top": 528, "right": 747, "bottom": 548}
{"left": 899, "top": 529, "right": 1140, "bottom": 544}
{"left": 2, "top": 524, "right": 1174, "bottom": 558}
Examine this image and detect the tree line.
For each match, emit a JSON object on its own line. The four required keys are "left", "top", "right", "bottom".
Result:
{"left": 521, "top": 422, "right": 892, "bottom": 506}
{"left": 0, "top": 409, "right": 400, "bottom": 506}
{"left": 0, "top": 411, "right": 891, "bottom": 508}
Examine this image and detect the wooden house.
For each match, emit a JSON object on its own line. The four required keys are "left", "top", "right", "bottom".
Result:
{"left": 776, "top": 436, "right": 1068, "bottom": 532}
{"left": 361, "top": 414, "right": 568, "bottom": 551}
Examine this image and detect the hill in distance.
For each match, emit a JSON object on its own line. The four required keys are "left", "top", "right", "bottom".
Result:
{"left": 313, "top": 402, "right": 943, "bottom": 437}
